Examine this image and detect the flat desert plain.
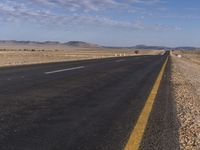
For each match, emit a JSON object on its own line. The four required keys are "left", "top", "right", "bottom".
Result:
{"left": 0, "top": 48, "right": 163, "bottom": 67}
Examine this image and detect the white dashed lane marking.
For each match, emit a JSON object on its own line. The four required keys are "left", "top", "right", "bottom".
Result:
{"left": 115, "top": 59, "right": 126, "bottom": 62}
{"left": 44, "top": 66, "right": 85, "bottom": 74}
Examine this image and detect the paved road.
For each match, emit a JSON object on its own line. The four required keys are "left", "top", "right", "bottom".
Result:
{"left": 0, "top": 54, "right": 168, "bottom": 150}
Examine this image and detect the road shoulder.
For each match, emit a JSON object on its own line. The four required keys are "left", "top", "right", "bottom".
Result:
{"left": 140, "top": 56, "right": 180, "bottom": 150}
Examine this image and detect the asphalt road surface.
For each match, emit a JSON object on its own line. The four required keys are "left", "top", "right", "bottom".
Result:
{"left": 0, "top": 53, "right": 168, "bottom": 150}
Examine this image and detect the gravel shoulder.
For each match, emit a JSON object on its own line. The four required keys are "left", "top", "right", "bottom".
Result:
{"left": 171, "top": 53, "right": 200, "bottom": 150}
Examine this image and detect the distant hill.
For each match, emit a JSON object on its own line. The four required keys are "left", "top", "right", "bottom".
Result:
{"left": 0, "top": 40, "right": 199, "bottom": 50}
{"left": 0, "top": 40, "right": 60, "bottom": 45}
{"left": 104, "top": 45, "right": 171, "bottom": 50}
{"left": 63, "top": 41, "right": 99, "bottom": 48}
{"left": 134, "top": 45, "right": 170, "bottom": 50}
{"left": 105, "top": 45, "right": 199, "bottom": 50}
{"left": 135, "top": 45, "right": 199, "bottom": 51}
{"left": 0, "top": 40, "right": 100, "bottom": 49}
{"left": 174, "top": 47, "right": 197, "bottom": 50}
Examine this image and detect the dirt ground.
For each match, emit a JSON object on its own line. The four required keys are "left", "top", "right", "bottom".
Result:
{"left": 172, "top": 50, "right": 200, "bottom": 65}
{"left": 171, "top": 51, "right": 200, "bottom": 150}
{"left": 0, "top": 48, "right": 163, "bottom": 67}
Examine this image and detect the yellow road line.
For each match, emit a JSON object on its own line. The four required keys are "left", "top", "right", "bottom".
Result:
{"left": 124, "top": 56, "right": 169, "bottom": 150}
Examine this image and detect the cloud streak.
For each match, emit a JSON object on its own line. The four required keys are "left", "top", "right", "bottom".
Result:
{"left": 23, "top": 0, "right": 162, "bottom": 12}
{"left": 0, "top": 0, "right": 181, "bottom": 31}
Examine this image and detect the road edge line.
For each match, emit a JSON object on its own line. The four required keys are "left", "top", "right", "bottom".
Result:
{"left": 124, "top": 56, "right": 169, "bottom": 150}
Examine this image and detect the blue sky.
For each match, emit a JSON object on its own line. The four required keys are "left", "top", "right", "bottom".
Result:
{"left": 0, "top": 0, "right": 200, "bottom": 47}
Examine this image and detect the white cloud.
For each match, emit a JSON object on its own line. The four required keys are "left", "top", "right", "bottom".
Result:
{"left": 0, "top": 0, "right": 181, "bottom": 31}
{"left": 127, "top": 0, "right": 161, "bottom": 4}
{"left": 20, "top": 0, "right": 122, "bottom": 12}
{"left": 5, "top": 0, "right": 162, "bottom": 12}
{"left": 160, "top": 14, "right": 200, "bottom": 20}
